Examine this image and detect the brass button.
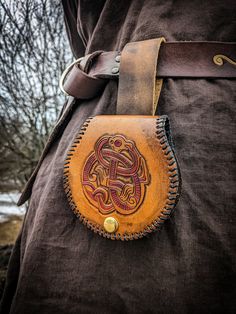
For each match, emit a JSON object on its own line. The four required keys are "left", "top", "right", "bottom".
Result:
{"left": 104, "top": 217, "right": 119, "bottom": 233}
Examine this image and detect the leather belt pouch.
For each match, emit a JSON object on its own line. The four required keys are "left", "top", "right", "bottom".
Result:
{"left": 63, "top": 38, "right": 181, "bottom": 240}
{"left": 64, "top": 115, "right": 180, "bottom": 240}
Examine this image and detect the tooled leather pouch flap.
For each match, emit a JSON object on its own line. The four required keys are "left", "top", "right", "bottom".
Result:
{"left": 64, "top": 115, "right": 180, "bottom": 240}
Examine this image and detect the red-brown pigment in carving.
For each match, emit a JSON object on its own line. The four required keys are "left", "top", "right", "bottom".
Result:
{"left": 82, "top": 134, "right": 150, "bottom": 215}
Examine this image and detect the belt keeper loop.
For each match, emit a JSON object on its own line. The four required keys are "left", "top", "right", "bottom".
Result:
{"left": 117, "top": 37, "right": 166, "bottom": 115}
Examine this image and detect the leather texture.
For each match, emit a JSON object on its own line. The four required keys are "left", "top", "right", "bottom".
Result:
{"left": 4, "top": 1, "right": 235, "bottom": 313}
{"left": 63, "top": 51, "right": 106, "bottom": 99}
{"left": 117, "top": 38, "right": 165, "bottom": 115}
{"left": 62, "top": 41, "right": 236, "bottom": 99}
{"left": 63, "top": 115, "right": 181, "bottom": 240}
{"left": 158, "top": 42, "right": 236, "bottom": 78}
{"left": 63, "top": 38, "right": 182, "bottom": 240}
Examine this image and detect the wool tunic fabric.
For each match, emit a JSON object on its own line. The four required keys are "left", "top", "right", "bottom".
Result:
{"left": 1, "top": 1, "right": 236, "bottom": 313}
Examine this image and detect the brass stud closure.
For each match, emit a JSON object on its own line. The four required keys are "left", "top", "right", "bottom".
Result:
{"left": 103, "top": 217, "right": 119, "bottom": 233}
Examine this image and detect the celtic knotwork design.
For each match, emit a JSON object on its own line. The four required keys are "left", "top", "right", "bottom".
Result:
{"left": 82, "top": 134, "right": 150, "bottom": 215}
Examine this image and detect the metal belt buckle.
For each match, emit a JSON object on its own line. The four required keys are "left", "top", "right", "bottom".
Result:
{"left": 59, "top": 57, "right": 84, "bottom": 95}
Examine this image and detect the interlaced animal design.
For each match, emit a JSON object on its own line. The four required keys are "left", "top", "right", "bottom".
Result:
{"left": 82, "top": 134, "right": 150, "bottom": 215}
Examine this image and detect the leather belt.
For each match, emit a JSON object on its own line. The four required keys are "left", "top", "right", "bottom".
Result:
{"left": 60, "top": 41, "right": 236, "bottom": 99}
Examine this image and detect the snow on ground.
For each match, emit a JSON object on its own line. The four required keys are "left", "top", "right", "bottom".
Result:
{"left": 0, "top": 193, "right": 26, "bottom": 223}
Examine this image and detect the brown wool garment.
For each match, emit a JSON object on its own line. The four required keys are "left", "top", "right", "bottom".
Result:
{"left": 1, "top": 0, "right": 236, "bottom": 313}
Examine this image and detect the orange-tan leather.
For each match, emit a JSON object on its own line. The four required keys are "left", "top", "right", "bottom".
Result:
{"left": 63, "top": 38, "right": 182, "bottom": 240}
{"left": 117, "top": 38, "right": 165, "bottom": 115}
{"left": 64, "top": 115, "right": 180, "bottom": 240}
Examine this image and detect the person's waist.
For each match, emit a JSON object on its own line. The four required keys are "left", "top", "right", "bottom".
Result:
{"left": 60, "top": 41, "right": 236, "bottom": 99}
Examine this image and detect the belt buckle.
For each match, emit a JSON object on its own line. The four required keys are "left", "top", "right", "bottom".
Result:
{"left": 59, "top": 57, "right": 84, "bottom": 95}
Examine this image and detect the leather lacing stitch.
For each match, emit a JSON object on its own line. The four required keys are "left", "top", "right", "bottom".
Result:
{"left": 151, "top": 116, "right": 181, "bottom": 228}
{"left": 63, "top": 116, "right": 180, "bottom": 241}
{"left": 63, "top": 117, "right": 94, "bottom": 224}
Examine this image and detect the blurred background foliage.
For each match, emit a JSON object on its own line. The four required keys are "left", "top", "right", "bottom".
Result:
{"left": 0, "top": 0, "right": 72, "bottom": 296}
{"left": 0, "top": 0, "right": 72, "bottom": 192}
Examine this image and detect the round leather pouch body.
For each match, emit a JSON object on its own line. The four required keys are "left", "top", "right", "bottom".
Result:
{"left": 64, "top": 115, "right": 181, "bottom": 240}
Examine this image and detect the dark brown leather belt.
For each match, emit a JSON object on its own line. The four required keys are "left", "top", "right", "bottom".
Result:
{"left": 60, "top": 42, "right": 236, "bottom": 99}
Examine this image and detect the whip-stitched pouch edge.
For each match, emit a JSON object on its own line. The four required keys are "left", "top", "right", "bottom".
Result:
{"left": 63, "top": 115, "right": 181, "bottom": 241}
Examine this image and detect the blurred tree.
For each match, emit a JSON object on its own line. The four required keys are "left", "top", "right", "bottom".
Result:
{"left": 0, "top": 0, "right": 72, "bottom": 192}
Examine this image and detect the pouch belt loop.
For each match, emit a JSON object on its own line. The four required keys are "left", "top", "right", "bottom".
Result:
{"left": 117, "top": 37, "right": 166, "bottom": 115}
